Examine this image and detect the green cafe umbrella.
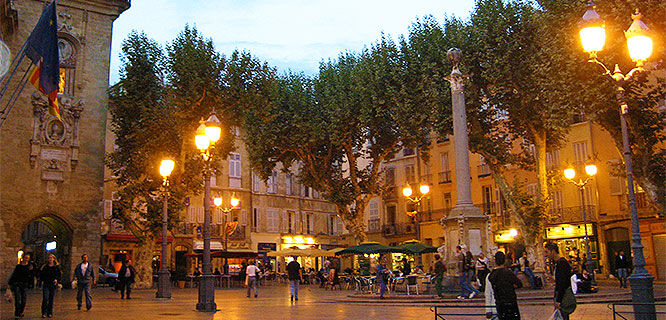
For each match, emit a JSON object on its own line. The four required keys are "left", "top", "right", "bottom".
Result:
{"left": 394, "top": 240, "right": 438, "bottom": 255}
{"left": 335, "top": 242, "right": 402, "bottom": 256}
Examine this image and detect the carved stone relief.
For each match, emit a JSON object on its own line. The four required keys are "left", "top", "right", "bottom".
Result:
{"left": 30, "top": 93, "right": 84, "bottom": 194}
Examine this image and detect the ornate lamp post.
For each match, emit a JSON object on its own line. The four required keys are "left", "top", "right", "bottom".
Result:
{"left": 156, "top": 159, "right": 175, "bottom": 298}
{"left": 563, "top": 163, "right": 597, "bottom": 284}
{"left": 578, "top": 2, "right": 656, "bottom": 318}
{"left": 195, "top": 112, "right": 221, "bottom": 312}
{"left": 402, "top": 183, "right": 430, "bottom": 240}
{"left": 213, "top": 194, "right": 240, "bottom": 252}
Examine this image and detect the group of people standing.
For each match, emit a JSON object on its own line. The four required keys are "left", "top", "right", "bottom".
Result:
{"left": 5, "top": 253, "right": 136, "bottom": 319}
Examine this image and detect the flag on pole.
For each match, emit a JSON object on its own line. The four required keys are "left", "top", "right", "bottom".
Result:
{"left": 25, "top": 1, "right": 60, "bottom": 120}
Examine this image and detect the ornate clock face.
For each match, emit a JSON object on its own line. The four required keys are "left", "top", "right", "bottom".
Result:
{"left": 58, "top": 38, "right": 74, "bottom": 62}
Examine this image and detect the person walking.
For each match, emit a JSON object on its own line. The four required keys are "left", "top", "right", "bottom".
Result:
{"left": 545, "top": 243, "right": 576, "bottom": 320}
{"left": 246, "top": 260, "right": 260, "bottom": 298}
{"left": 118, "top": 259, "right": 136, "bottom": 299}
{"left": 457, "top": 246, "right": 481, "bottom": 299}
{"left": 615, "top": 250, "right": 630, "bottom": 288}
{"left": 433, "top": 254, "right": 446, "bottom": 299}
{"left": 476, "top": 253, "right": 490, "bottom": 292}
{"left": 73, "top": 254, "right": 95, "bottom": 311}
{"left": 485, "top": 251, "right": 523, "bottom": 320}
{"left": 39, "top": 254, "right": 61, "bottom": 318}
{"left": 286, "top": 257, "right": 303, "bottom": 301}
{"left": 376, "top": 257, "right": 389, "bottom": 299}
{"left": 7, "top": 253, "right": 34, "bottom": 319}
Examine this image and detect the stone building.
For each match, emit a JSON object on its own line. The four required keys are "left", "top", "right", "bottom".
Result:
{"left": 0, "top": 0, "right": 129, "bottom": 285}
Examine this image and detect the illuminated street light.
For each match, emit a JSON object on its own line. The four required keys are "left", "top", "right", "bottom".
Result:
{"left": 577, "top": 3, "right": 657, "bottom": 317}
{"left": 156, "top": 159, "right": 174, "bottom": 299}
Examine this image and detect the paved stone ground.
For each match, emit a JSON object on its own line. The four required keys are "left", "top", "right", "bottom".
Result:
{"left": 1, "top": 284, "right": 664, "bottom": 320}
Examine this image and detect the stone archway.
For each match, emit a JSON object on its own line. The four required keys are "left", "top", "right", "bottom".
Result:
{"left": 21, "top": 215, "right": 73, "bottom": 286}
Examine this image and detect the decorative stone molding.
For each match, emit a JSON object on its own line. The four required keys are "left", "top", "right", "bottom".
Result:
{"left": 30, "top": 93, "right": 84, "bottom": 187}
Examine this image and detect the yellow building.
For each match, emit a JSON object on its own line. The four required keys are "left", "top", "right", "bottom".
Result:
{"left": 367, "top": 116, "right": 665, "bottom": 279}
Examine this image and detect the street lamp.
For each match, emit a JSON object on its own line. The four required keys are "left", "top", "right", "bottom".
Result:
{"left": 195, "top": 111, "right": 221, "bottom": 312}
{"left": 562, "top": 163, "right": 597, "bottom": 285}
{"left": 156, "top": 159, "right": 174, "bottom": 298}
{"left": 578, "top": 2, "right": 656, "bottom": 318}
{"left": 402, "top": 183, "right": 430, "bottom": 236}
{"left": 213, "top": 194, "right": 240, "bottom": 252}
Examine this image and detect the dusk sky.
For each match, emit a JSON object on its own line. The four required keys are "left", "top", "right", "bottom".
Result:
{"left": 109, "top": 1, "right": 476, "bottom": 84}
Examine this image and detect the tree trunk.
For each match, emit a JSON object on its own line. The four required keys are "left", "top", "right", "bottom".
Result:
{"left": 337, "top": 205, "right": 367, "bottom": 244}
{"left": 531, "top": 131, "right": 549, "bottom": 272}
{"left": 132, "top": 240, "right": 155, "bottom": 289}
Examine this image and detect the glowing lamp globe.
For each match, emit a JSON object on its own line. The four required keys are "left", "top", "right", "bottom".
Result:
{"left": 509, "top": 229, "right": 518, "bottom": 238}
{"left": 419, "top": 184, "right": 430, "bottom": 195}
{"left": 585, "top": 164, "right": 598, "bottom": 176}
{"left": 402, "top": 186, "right": 413, "bottom": 198}
{"left": 204, "top": 113, "right": 222, "bottom": 143}
{"left": 230, "top": 195, "right": 240, "bottom": 208}
{"left": 213, "top": 197, "right": 223, "bottom": 207}
{"left": 578, "top": 1, "right": 606, "bottom": 54}
{"left": 159, "top": 159, "right": 175, "bottom": 177}
{"left": 564, "top": 168, "right": 576, "bottom": 180}
{"left": 625, "top": 10, "right": 652, "bottom": 63}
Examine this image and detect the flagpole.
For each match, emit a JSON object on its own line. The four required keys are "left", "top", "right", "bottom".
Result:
{"left": 0, "top": 68, "right": 31, "bottom": 128}
{"left": 0, "top": 40, "right": 29, "bottom": 98}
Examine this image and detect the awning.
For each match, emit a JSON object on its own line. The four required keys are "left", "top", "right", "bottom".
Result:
{"left": 185, "top": 251, "right": 258, "bottom": 259}
{"left": 104, "top": 234, "right": 173, "bottom": 243}
{"left": 193, "top": 240, "right": 224, "bottom": 251}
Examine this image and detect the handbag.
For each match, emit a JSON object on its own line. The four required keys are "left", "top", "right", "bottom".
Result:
{"left": 244, "top": 275, "right": 249, "bottom": 287}
{"left": 561, "top": 287, "right": 577, "bottom": 315}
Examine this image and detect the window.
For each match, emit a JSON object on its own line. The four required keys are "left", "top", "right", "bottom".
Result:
{"left": 287, "top": 211, "right": 294, "bottom": 233}
{"left": 266, "top": 209, "right": 279, "bottom": 233}
{"left": 405, "top": 165, "right": 415, "bottom": 184}
{"left": 551, "top": 190, "right": 563, "bottom": 210}
{"left": 385, "top": 167, "right": 395, "bottom": 185}
{"left": 329, "top": 216, "right": 335, "bottom": 235}
{"left": 286, "top": 174, "right": 293, "bottom": 195}
{"left": 188, "top": 206, "right": 204, "bottom": 223}
{"left": 253, "top": 208, "right": 259, "bottom": 232}
{"left": 302, "top": 185, "right": 310, "bottom": 198}
{"left": 386, "top": 205, "right": 396, "bottom": 225}
{"left": 210, "top": 174, "right": 217, "bottom": 187}
{"left": 443, "top": 193, "right": 452, "bottom": 210}
{"left": 546, "top": 150, "right": 560, "bottom": 168}
{"left": 440, "top": 153, "right": 449, "bottom": 170}
{"left": 336, "top": 217, "right": 344, "bottom": 235}
{"left": 482, "top": 186, "right": 493, "bottom": 214}
{"left": 103, "top": 200, "right": 112, "bottom": 219}
{"left": 306, "top": 214, "right": 312, "bottom": 234}
{"left": 229, "top": 153, "right": 241, "bottom": 178}
{"left": 369, "top": 200, "right": 379, "bottom": 220}
{"left": 573, "top": 141, "right": 588, "bottom": 164}
{"left": 609, "top": 176, "right": 625, "bottom": 195}
{"left": 252, "top": 172, "right": 261, "bottom": 192}
{"left": 267, "top": 170, "right": 278, "bottom": 193}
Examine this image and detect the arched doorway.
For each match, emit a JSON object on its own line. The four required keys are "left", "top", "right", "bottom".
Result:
{"left": 21, "top": 215, "right": 73, "bottom": 286}
{"left": 605, "top": 227, "right": 630, "bottom": 274}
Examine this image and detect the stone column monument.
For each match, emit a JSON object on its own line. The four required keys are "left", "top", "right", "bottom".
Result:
{"left": 440, "top": 48, "right": 491, "bottom": 268}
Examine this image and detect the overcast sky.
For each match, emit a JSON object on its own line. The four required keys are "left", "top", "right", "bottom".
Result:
{"left": 109, "top": 1, "right": 476, "bottom": 84}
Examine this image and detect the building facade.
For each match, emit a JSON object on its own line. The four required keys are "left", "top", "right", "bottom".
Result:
{"left": 0, "top": 0, "right": 129, "bottom": 285}
{"left": 365, "top": 115, "right": 665, "bottom": 279}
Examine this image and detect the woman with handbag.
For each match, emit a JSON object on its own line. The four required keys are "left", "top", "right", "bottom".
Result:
{"left": 545, "top": 243, "right": 576, "bottom": 320}
{"left": 39, "top": 254, "right": 61, "bottom": 318}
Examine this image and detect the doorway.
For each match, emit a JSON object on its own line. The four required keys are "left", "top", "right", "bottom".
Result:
{"left": 605, "top": 227, "right": 630, "bottom": 274}
{"left": 21, "top": 215, "right": 73, "bottom": 286}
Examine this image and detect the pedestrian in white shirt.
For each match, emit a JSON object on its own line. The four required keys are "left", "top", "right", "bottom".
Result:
{"left": 246, "top": 261, "right": 260, "bottom": 298}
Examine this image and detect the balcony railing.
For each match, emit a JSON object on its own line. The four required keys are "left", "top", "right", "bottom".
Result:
{"left": 548, "top": 205, "right": 597, "bottom": 224}
{"left": 477, "top": 164, "right": 491, "bottom": 177}
{"left": 382, "top": 223, "right": 417, "bottom": 237}
{"left": 476, "top": 202, "right": 498, "bottom": 216}
{"left": 368, "top": 218, "right": 381, "bottom": 232}
{"left": 438, "top": 171, "right": 452, "bottom": 184}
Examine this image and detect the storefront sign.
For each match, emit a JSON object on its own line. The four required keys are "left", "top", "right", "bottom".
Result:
{"left": 258, "top": 242, "right": 276, "bottom": 253}
{"left": 546, "top": 224, "right": 594, "bottom": 240}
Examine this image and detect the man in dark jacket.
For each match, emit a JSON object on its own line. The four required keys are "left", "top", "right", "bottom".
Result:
{"left": 8, "top": 253, "right": 34, "bottom": 318}
{"left": 615, "top": 250, "right": 631, "bottom": 288}
{"left": 545, "top": 243, "right": 574, "bottom": 320}
{"left": 118, "top": 259, "right": 136, "bottom": 299}
{"left": 485, "top": 251, "right": 522, "bottom": 320}
{"left": 74, "top": 254, "right": 95, "bottom": 310}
